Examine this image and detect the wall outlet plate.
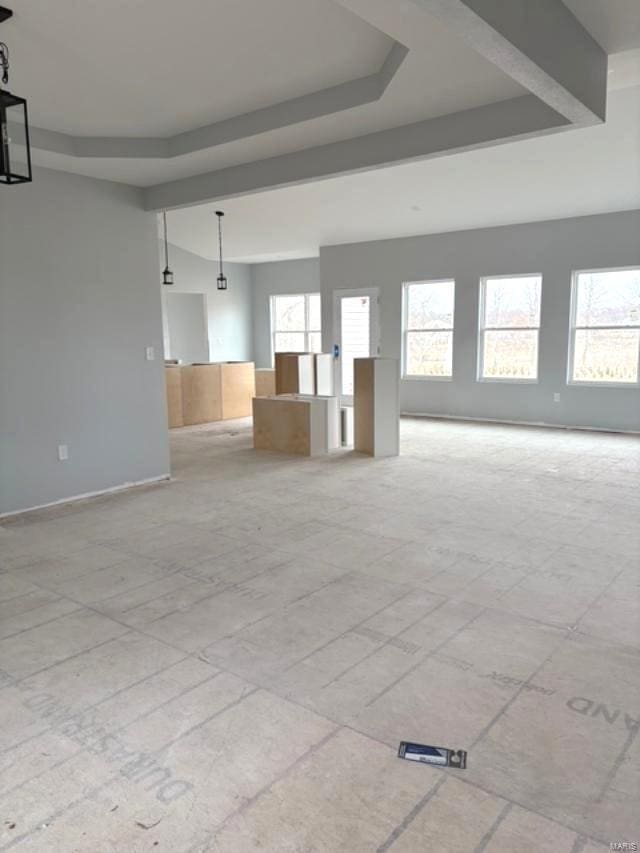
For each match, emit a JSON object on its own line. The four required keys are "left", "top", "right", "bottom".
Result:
{"left": 553, "top": 393, "right": 561, "bottom": 402}
{"left": 146, "top": 347, "right": 155, "bottom": 361}
{"left": 57, "top": 444, "right": 69, "bottom": 461}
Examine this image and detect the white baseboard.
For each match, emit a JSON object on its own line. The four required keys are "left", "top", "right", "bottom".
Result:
{"left": 400, "top": 412, "right": 639, "bottom": 435}
{"left": 0, "top": 474, "right": 172, "bottom": 521}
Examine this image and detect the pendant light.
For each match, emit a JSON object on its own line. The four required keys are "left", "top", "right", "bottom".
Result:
{"left": 0, "top": 7, "right": 33, "bottom": 185}
{"left": 216, "top": 210, "right": 228, "bottom": 291}
{"left": 161, "top": 211, "right": 174, "bottom": 286}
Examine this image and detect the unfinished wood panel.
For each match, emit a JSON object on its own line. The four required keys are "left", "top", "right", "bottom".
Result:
{"left": 280, "top": 394, "right": 340, "bottom": 451}
{"left": 354, "top": 358, "right": 374, "bottom": 454}
{"left": 220, "top": 362, "right": 255, "bottom": 419}
{"left": 255, "top": 368, "right": 276, "bottom": 397}
{"left": 165, "top": 367, "right": 184, "bottom": 428}
{"left": 180, "top": 364, "right": 222, "bottom": 425}
{"left": 252, "top": 397, "right": 311, "bottom": 455}
{"left": 314, "top": 353, "right": 334, "bottom": 396}
{"left": 275, "top": 353, "right": 315, "bottom": 395}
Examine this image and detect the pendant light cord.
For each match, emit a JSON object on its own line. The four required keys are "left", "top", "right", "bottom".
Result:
{"left": 163, "top": 211, "right": 169, "bottom": 269}
{"left": 217, "top": 212, "right": 224, "bottom": 279}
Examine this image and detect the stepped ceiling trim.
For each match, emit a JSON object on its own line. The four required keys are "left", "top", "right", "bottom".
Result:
{"left": 144, "top": 0, "right": 607, "bottom": 209}
{"left": 26, "top": 41, "right": 408, "bottom": 161}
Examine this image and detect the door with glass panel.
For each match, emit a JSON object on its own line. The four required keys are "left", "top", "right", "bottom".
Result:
{"left": 333, "top": 288, "right": 380, "bottom": 403}
{"left": 271, "top": 293, "right": 322, "bottom": 362}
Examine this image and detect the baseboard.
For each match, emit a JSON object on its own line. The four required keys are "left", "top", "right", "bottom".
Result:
{"left": 400, "top": 411, "right": 639, "bottom": 436}
{"left": 0, "top": 474, "right": 172, "bottom": 521}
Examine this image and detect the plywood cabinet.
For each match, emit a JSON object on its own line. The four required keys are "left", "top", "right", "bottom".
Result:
{"left": 314, "top": 353, "right": 334, "bottom": 396}
{"left": 253, "top": 395, "right": 337, "bottom": 456}
{"left": 180, "top": 364, "right": 222, "bottom": 425}
{"left": 165, "top": 366, "right": 184, "bottom": 428}
{"left": 354, "top": 357, "right": 399, "bottom": 457}
{"left": 255, "top": 368, "right": 276, "bottom": 397}
{"left": 275, "top": 353, "right": 315, "bottom": 395}
{"left": 220, "top": 362, "right": 256, "bottom": 419}
{"left": 166, "top": 361, "right": 255, "bottom": 427}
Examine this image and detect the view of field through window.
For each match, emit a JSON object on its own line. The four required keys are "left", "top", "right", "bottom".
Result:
{"left": 571, "top": 269, "right": 640, "bottom": 384}
{"left": 404, "top": 280, "right": 455, "bottom": 377}
{"left": 272, "top": 293, "right": 321, "bottom": 356}
{"left": 480, "top": 275, "right": 541, "bottom": 380}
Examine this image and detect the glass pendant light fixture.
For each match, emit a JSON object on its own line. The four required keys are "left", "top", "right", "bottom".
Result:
{"left": 0, "top": 7, "right": 33, "bottom": 185}
{"left": 216, "top": 210, "right": 228, "bottom": 291}
{"left": 161, "top": 211, "right": 174, "bottom": 286}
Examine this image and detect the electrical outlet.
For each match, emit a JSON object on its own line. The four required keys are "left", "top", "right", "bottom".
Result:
{"left": 146, "top": 346, "right": 155, "bottom": 361}
{"left": 58, "top": 444, "right": 69, "bottom": 461}
{"left": 553, "top": 393, "right": 561, "bottom": 403}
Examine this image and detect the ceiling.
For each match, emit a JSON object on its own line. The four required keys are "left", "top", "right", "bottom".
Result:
{"left": 9, "top": 0, "right": 394, "bottom": 137}
{"left": 3, "top": 0, "right": 639, "bottom": 254}
{"left": 563, "top": 0, "right": 640, "bottom": 52}
{"left": 166, "top": 81, "right": 640, "bottom": 264}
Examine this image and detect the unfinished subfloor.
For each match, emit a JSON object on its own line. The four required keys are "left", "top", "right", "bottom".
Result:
{"left": 0, "top": 417, "right": 638, "bottom": 851}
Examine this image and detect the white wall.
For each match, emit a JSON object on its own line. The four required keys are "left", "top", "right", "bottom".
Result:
{"left": 319, "top": 210, "right": 640, "bottom": 432}
{"left": 0, "top": 167, "right": 170, "bottom": 516}
{"left": 161, "top": 244, "right": 253, "bottom": 363}
{"left": 250, "top": 257, "right": 320, "bottom": 367}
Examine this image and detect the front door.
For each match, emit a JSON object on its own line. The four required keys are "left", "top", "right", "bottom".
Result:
{"left": 333, "top": 288, "right": 380, "bottom": 403}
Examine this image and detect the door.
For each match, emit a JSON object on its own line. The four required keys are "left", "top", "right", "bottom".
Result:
{"left": 333, "top": 288, "right": 380, "bottom": 402}
{"left": 165, "top": 292, "right": 209, "bottom": 363}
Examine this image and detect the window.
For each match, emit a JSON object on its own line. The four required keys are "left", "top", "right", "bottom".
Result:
{"left": 403, "top": 279, "right": 455, "bottom": 378}
{"left": 569, "top": 268, "right": 640, "bottom": 385}
{"left": 270, "top": 293, "right": 321, "bottom": 361}
{"left": 478, "top": 274, "right": 542, "bottom": 381}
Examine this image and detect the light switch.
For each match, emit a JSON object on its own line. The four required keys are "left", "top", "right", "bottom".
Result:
{"left": 58, "top": 444, "right": 69, "bottom": 461}
{"left": 553, "top": 393, "right": 561, "bottom": 403}
{"left": 146, "top": 346, "right": 155, "bottom": 361}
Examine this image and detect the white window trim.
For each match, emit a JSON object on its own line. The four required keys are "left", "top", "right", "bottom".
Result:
{"left": 270, "top": 292, "right": 321, "bottom": 366}
{"left": 477, "top": 272, "right": 542, "bottom": 384}
{"left": 402, "top": 279, "right": 455, "bottom": 381}
{"left": 567, "top": 266, "right": 640, "bottom": 388}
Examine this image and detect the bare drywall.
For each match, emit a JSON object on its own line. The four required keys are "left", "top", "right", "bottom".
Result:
{"left": 318, "top": 210, "right": 640, "bottom": 431}
{"left": 0, "top": 167, "right": 170, "bottom": 515}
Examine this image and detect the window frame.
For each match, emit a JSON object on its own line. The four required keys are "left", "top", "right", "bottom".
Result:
{"left": 477, "top": 272, "right": 542, "bottom": 384}
{"left": 402, "top": 278, "right": 456, "bottom": 381}
{"left": 270, "top": 292, "right": 321, "bottom": 366}
{"left": 567, "top": 266, "right": 640, "bottom": 388}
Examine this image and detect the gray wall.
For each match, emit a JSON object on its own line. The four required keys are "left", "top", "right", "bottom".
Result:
{"left": 161, "top": 244, "right": 253, "bottom": 363}
{"left": 318, "top": 210, "right": 640, "bottom": 432}
{"left": 0, "top": 167, "right": 170, "bottom": 516}
{"left": 250, "top": 257, "right": 321, "bottom": 367}
{"left": 165, "top": 292, "right": 210, "bottom": 363}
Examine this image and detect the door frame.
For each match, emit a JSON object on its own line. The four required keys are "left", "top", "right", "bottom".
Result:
{"left": 332, "top": 287, "right": 380, "bottom": 403}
